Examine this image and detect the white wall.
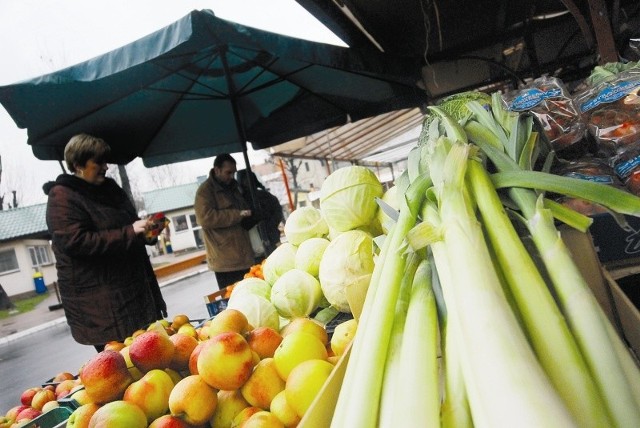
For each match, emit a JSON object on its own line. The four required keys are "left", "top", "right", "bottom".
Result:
{"left": 0, "top": 239, "right": 57, "bottom": 297}
{"left": 164, "top": 207, "right": 200, "bottom": 253}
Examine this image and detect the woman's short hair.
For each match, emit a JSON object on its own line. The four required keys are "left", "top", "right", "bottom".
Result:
{"left": 64, "top": 134, "right": 111, "bottom": 172}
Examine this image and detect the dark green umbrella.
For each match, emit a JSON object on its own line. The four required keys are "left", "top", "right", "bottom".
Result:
{"left": 0, "top": 9, "right": 426, "bottom": 168}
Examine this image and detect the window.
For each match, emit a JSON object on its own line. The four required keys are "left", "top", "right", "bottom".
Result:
{"left": 304, "top": 162, "right": 310, "bottom": 172}
{"left": 189, "top": 214, "right": 199, "bottom": 228}
{"left": 173, "top": 214, "right": 189, "bottom": 232}
{"left": 28, "top": 245, "right": 52, "bottom": 267}
{"left": 0, "top": 248, "right": 19, "bottom": 274}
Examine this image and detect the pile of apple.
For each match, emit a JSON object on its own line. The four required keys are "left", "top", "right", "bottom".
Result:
{"left": 1, "top": 309, "right": 356, "bottom": 428}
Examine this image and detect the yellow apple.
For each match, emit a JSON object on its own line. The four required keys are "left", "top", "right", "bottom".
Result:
{"left": 207, "top": 309, "right": 250, "bottom": 338}
{"left": 104, "top": 341, "right": 126, "bottom": 352}
{"left": 229, "top": 406, "right": 261, "bottom": 428}
{"left": 170, "top": 314, "right": 190, "bottom": 331}
{"left": 280, "top": 317, "right": 328, "bottom": 345}
{"left": 66, "top": 403, "right": 100, "bottom": 428}
{"left": 273, "top": 331, "right": 328, "bottom": 380}
{"left": 129, "top": 329, "right": 175, "bottom": 373}
{"left": 123, "top": 369, "right": 175, "bottom": 422}
{"left": 242, "top": 410, "right": 285, "bottom": 427}
{"left": 70, "top": 388, "right": 93, "bottom": 406}
{"left": 270, "top": 390, "right": 300, "bottom": 427}
{"left": 80, "top": 350, "right": 134, "bottom": 404}
{"left": 330, "top": 318, "right": 357, "bottom": 356}
{"left": 240, "top": 358, "right": 285, "bottom": 410}
{"left": 169, "top": 333, "right": 199, "bottom": 372}
{"left": 285, "top": 359, "right": 334, "bottom": 418}
{"left": 41, "top": 400, "right": 59, "bottom": 413}
{"left": 55, "top": 378, "right": 79, "bottom": 399}
{"left": 30, "top": 388, "right": 56, "bottom": 410}
{"left": 210, "top": 389, "right": 250, "bottom": 428}
{"left": 197, "top": 332, "right": 255, "bottom": 390}
{"left": 176, "top": 324, "right": 198, "bottom": 339}
{"left": 246, "top": 326, "right": 283, "bottom": 360}
{"left": 52, "top": 371, "right": 76, "bottom": 382}
{"left": 88, "top": 400, "right": 147, "bottom": 428}
{"left": 168, "top": 375, "right": 218, "bottom": 426}
{"left": 164, "top": 368, "right": 183, "bottom": 385}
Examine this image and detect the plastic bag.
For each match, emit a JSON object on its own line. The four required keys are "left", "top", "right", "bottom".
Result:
{"left": 503, "top": 76, "right": 586, "bottom": 154}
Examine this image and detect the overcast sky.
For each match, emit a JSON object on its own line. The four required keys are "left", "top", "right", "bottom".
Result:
{"left": 0, "top": 0, "right": 344, "bottom": 206}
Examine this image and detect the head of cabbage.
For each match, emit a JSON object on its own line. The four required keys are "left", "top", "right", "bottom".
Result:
{"left": 318, "top": 229, "right": 375, "bottom": 313}
{"left": 320, "top": 166, "right": 383, "bottom": 232}
{"left": 230, "top": 277, "right": 272, "bottom": 301}
{"left": 270, "top": 269, "right": 323, "bottom": 318}
{"left": 294, "top": 237, "right": 330, "bottom": 277}
{"left": 262, "top": 242, "right": 297, "bottom": 286}
{"left": 283, "top": 206, "right": 329, "bottom": 245}
{"left": 227, "top": 293, "right": 280, "bottom": 331}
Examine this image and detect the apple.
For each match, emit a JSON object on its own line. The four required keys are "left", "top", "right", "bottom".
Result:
{"left": 88, "top": 400, "right": 147, "bottom": 428}
{"left": 273, "top": 331, "right": 328, "bottom": 380}
{"left": 70, "top": 387, "right": 93, "bottom": 406}
{"left": 188, "top": 342, "right": 204, "bottom": 375}
{"left": 0, "top": 416, "right": 13, "bottom": 428}
{"left": 120, "top": 346, "right": 144, "bottom": 381}
{"left": 240, "top": 358, "right": 285, "bottom": 410}
{"left": 5, "top": 405, "right": 28, "bottom": 422}
{"left": 41, "top": 400, "right": 60, "bottom": 413}
{"left": 66, "top": 403, "right": 101, "bottom": 428}
{"left": 168, "top": 375, "right": 218, "bottom": 427}
{"left": 30, "top": 388, "right": 56, "bottom": 410}
{"left": 210, "top": 389, "right": 250, "bottom": 428}
{"left": 176, "top": 324, "right": 198, "bottom": 339}
{"left": 169, "top": 333, "right": 199, "bottom": 372}
{"left": 148, "top": 414, "right": 190, "bottom": 428}
{"left": 230, "top": 406, "right": 261, "bottom": 427}
{"left": 330, "top": 319, "right": 357, "bottom": 356}
{"left": 242, "top": 410, "right": 285, "bottom": 428}
{"left": 246, "top": 326, "right": 283, "bottom": 360}
{"left": 170, "top": 314, "right": 190, "bottom": 331}
{"left": 15, "top": 407, "right": 42, "bottom": 422}
{"left": 104, "top": 340, "right": 126, "bottom": 352}
{"left": 129, "top": 329, "right": 175, "bottom": 373}
{"left": 123, "top": 369, "right": 175, "bottom": 422}
{"left": 280, "top": 317, "right": 328, "bottom": 345}
{"left": 52, "top": 371, "right": 76, "bottom": 382}
{"left": 270, "top": 390, "right": 300, "bottom": 428}
{"left": 55, "top": 378, "right": 78, "bottom": 399}
{"left": 80, "top": 350, "right": 134, "bottom": 404}
{"left": 285, "top": 359, "right": 334, "bottom": 418}
{"left": 207, "top": 309, "right": 250, "bottom": 338}
{"left": 20, "top": 387, "right": 42, "bottom": 406}
{"left": 164, "top": 368, "right": 183, "bottom": 385}
{"left": 197, "top": 332, "right": 255, "bottom": 391}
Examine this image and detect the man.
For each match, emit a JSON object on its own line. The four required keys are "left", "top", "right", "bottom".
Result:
{"left": 194, "top": 154, "right": 255, "bottom": 289}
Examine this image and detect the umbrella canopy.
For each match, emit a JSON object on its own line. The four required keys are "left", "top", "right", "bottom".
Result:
{"left": 0, "top": 9, "right": 427, "bottom": 167}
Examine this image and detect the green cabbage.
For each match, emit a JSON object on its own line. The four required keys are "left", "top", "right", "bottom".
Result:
{"left": 270, "top": 269, "right": 323, "bottom": 318}
{"left": 230, "top": 277, "right": 272, "bottom": 301}
{"left": 318, "top": 230, "right": 375, "bottom": 313}
{"left": 319, "top": 166, "right": 383, "bottom": 232}
{"left": 294, "top": 237, "right": 330, "bottom": 277}
{"left": 262, "top": 242, "right": 297, "bottom": 286}
{"left": 283, "top": 206, "right": 329, "bottom": 245}
{"left": 226, "top": 293, "right": 280, "bottom": 331}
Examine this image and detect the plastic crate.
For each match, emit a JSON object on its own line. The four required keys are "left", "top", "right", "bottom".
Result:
{"left": 21, "top": 406, "right": 72, "bottom": 428}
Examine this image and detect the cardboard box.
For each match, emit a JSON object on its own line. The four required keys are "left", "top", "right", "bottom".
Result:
{"left": 588, "top": 213, "right": 640, "bottom": 266}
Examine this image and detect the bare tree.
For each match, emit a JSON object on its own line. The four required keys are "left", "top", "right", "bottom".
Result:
{"left": 146, "top": 164, "right": 188, "bottom": 189}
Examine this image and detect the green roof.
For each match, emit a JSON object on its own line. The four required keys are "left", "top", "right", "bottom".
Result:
{"left": 0, "top": 182, "right": 200, "bottom": 242}
{"left": 142, "top": 182, "right": 199, "bottom": 214}
{"left": 0, "top": 204, "right": 48, "bottom": 242}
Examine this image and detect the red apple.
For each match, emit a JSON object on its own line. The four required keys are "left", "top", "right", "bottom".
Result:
{"left": 129, "top": 330, "right": 175, "bottom": 373}
{"left": 15, "top": 407, "right": 42, "bottom": 422}
{"left": 20, "top": 387, "right": 42, "bottom": 406}
{"left": 55, "top": 379, "right": 78, "bottom": 399}
{"left": 80, "top": 350, "right": 134, "bottom": 404}
{"left": 169, "top": 333, "right": 199, "bottom": 372}
{"left": 197, "top": 332, "right": 255, "bottom": 390}
{"left": 188, "top": 342, "right": 204, "bottom": 375}
{"left": 148, "top": 414, "right": 191, "bottom": 428}
{"left": 52, "top": 371, "right": 76, "bottom": 382}
{"left": 123, "top": 369, "right": 175, "bottom": 423}
{"left": 246, "top": 326, "right": 283, "bottom": 359}
{"left": 5, "top": 405, "right": 28, "bottom": 422}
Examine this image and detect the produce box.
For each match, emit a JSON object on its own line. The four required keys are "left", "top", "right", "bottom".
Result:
{"left": 587, "top": 213, "right": 640, "bottom": 265}
{"left": 21, "top": 406, "right": 72, "bottom": 428}
{"left": 203, "top": 288, "right": 230, "bottom": 317}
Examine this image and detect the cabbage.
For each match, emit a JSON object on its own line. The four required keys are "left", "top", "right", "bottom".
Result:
{"left": 319, "top": 230, "right": 375, "bottom": 313}
{"left": 230, "top": 277, "right": 271, "bottom": 301}
{"left": 262, "top": 242, "right": 297, "bottom": 286}
{"left": 270, "top": 269, "right": 323, "bottom": 318}
{"left": 283, "top": 206, "right": 329, "bottom": 245}
{"left": 320, "top": 166, "right": 383, "bottom": 232}
{"left": 226, "top": 293, "right": 280, "bottom": 331}
{"left": 294, "top": 237, "right": 330, "bottom": 277}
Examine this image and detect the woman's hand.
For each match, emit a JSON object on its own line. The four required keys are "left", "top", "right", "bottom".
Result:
{"left": 133, "top": 219, "right": 150, "bottom": 235}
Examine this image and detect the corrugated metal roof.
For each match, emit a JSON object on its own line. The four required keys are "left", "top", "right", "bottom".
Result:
{"left": 142, "top": 182, "right": 199, "bottom": 214}
{"left": 267, "top": 107, "right": 425, "bottom": 165}
{"left": 0, "top": 204, "right": 48, "bottom": 242}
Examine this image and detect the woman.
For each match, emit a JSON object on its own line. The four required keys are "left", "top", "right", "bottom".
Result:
{"left": 44, "top": 134, "right": 167, "bottom": 352}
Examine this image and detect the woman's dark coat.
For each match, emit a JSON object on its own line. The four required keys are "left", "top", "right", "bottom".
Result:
{"left": 44, "top": 175, "right": 166, "bottom": 345}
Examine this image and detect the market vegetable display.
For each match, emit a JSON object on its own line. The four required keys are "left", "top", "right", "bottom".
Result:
{"left": 332, "top": 90, "right": 640, "bottom": 427}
